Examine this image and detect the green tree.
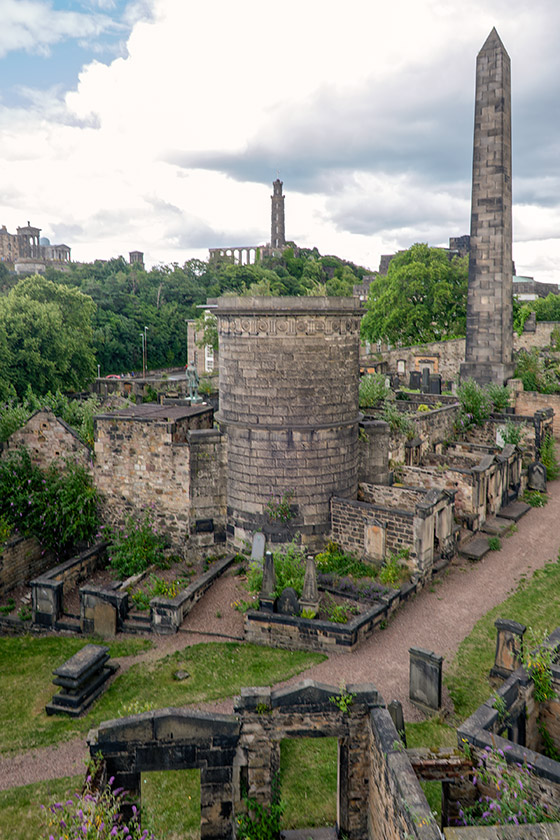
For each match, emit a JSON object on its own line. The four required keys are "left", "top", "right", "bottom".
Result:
{"left": 360, "top": 243, "right": 468, "bottom": 345}
{"left": 0, "top": 274, "right": 96, "bottom": 396}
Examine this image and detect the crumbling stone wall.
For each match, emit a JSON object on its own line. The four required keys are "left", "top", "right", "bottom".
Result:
{"left": 1, "top": 409, "right": 91, "bottom": 470}
{"left": 0, "top": 534, "right": 54, "bottom": 597}
{"left": 188, "top": 428, "right": 227, "bottom": 546}
{"left": 362, "top": 338, "right": 466, "bottom": 382}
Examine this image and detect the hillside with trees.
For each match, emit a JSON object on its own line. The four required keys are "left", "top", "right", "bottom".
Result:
{"left": 0, "top": 247, "right": 366, "bottom": 398}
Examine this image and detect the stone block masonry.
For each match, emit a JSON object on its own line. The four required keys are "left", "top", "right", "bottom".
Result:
{"left": 216, "top": 297, "right": 361, "bottom": 549}
{"left": 0, "top": 534, "right": 54, "bottom": 598}
{"left": 1, "top": 409, "right": 91, "bottom": 470}
{"left": 461, "top": 29, "right": 515, "bottom": 385}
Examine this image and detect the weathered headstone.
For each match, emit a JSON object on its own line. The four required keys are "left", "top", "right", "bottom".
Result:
{"left": 388, "top": 699, "right": 407, "bottom": 747}
{"left": 460, "top": 29, "right": 515, "bottom": 386}
{"left": 277, "top": 587, "right": 300, "bottom": 616}
{"left": 251, "top": 532, "right": 266, "bottom": 563}
{"left": 409, "top": 647, "right": 443, "bottom": 713}
{"left": 527, "top": 461, "right": 547, "bottom": 492}
{"left": 490, "top": 618, "right": 526, "bottom": 679}
{"left": 390, "top": 374, "right": 400, "bottom": 390}
{"left": 260, "top": 551, "right": 276, "bottom": 613}
{"left": 409, "top": 371, "right": 421, "bottom": 390}
{"left": 300, "top": 556, "right": 319, "bottom": 615}
{"left": 421, "top": 367, "right": 430, "bottom": 393}
{"left": 428, "top": 374, "right": 441, "bottom": 395}
{"left": 92, "top": 601, "right": 117, "bottom": 638}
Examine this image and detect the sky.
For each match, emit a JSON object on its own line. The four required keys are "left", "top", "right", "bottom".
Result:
{"left": 1, "top": 0, "right": 560, "bottom": 282}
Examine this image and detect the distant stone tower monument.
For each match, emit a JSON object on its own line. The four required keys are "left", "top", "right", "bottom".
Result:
{"left": 460, "top": 29, "right": 515, "bottom": 386}
{"left": 216, "top": 297, "right": 361, "bottom": 548}
{"left": 270, "top": 178, "right": 285, "bottom": 249}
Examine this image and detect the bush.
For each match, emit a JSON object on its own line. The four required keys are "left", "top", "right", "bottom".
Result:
{"left": 540, "top": 433, "right": 559, "bottom": 480}
{"left": 41, "top": 759, "right": 157, "bottom": 839}
{"left": 0, "top": 449, "right": 99, "bottom": 557}
{"left": 485, "top": 383, "right": 511, "bottom": 413}
{"left": 359, "top": 373, "right": 390, "bottom": 408}
{"left": 514, "top": 349, "right": 559, "bottom": 394}
{"left": 457, "top": 379, "right": 492, "bottom": 427}
{"left": 499, "top": 420, "right": 525, "bottom": 448}
{"left": 105, "top": 509, "right": 169, "bottom": 578}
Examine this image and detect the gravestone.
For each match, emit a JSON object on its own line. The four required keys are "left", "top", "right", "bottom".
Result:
{"left": 409, "top": 371, "right": 421, "bottom": 390}
{"left": 251, "top": 532, "right": 266, "bottom": 563}
{"left": 92, "top": 601, "right": 117, "bottom": 638}
{"left": 527, "top": 461, "right": 547, "bottom": 492}
{"left": 277, "top": 587, "right": 300, "bottom": 616}
{"left": 428, "top": 374, "right": 441, "bottom": 395}
{"left": 490, "top": 618, "right": 526, "bottom": 679}
{"left": 409, "top": 647, "right": 443, "bottom": 713}
{"left": 421, "top": 367, "right": 430, "bottom": 393}
{"left": 390, "top": 374, "right": 400, "bottom": 390}
{"left": 300, "top": 556, "right": 319, "bottom": 615}
{"left": 388, "top": 699, "right": 407, "bottom": 747}
{"left": 260, "top": 551, "right": 276, "bottom": 613}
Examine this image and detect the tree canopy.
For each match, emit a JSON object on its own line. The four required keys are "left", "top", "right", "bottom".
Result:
{"left": 360, "top": 243, "right": 468, "bottom": 345}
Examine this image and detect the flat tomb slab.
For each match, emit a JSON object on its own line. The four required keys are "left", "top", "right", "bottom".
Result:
{"left": 480, "top": 516, "right": 513, "bottom": 536}
{"left": 498, "top": 501, "right": 532, "bottom": 521}
{"left": 459, "top": 536, "right": 490, "bottom": 561}
{"left": 53, "top": 644, "right": 109, "bottom": 685}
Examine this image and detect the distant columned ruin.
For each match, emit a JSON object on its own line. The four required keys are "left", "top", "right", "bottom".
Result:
{"left": 0, "top": 221, "right": 71, "bottom": 274}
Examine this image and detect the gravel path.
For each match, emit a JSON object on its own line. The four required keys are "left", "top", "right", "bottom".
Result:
{"left": 2, "top": 480, "right": 559, "bottom": 791}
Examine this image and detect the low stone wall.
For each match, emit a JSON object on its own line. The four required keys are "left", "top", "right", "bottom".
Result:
{"left": 0, "top": 534, "right": 54, "bottom": 598}
{"left": 361, "top": 337, "right": 465, "bottom": 381}
{"left": 364, "top": 402, "right": 460, "bottom": 464}
{"left": 31, "top": 543, "right": 108, "bottom": 628}
{"left": 243, "top": 578, "right": 420, "bottom": 654}
{"left": 150, "top": 555, "right": 235, "bottom": 634}
{"left": 514, "top": 390, "right": 560, "bottom": 439}
{"left": 331, "top": 496, "right": 415, "bottom": 559}
{"left": 369, "top": 707, "right": 441, "bottom": 840}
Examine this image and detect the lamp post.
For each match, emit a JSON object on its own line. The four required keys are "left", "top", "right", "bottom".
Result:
{"left": 144, "top": 326, "right": 148, "bottom": 375}
{"left": 140, "top": 333, "right": 146, "bottom": 378}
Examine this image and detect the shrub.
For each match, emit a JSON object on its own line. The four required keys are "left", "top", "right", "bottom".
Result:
{"left": 540, "top": 433, "right": 559, "bottom": 480}
{"left": 105, "top": 508, "right": 169, "bottom": 578}
{"left": 487, "top": 537, "right": 501, "bottom": 551}
{"left": 237, "top": 777, "right": 284, "bottom": 840}
{"left": 457, "top": 379, "right": 492, "bottom": 427}
{"left": 0, "top": 449, "right": 100, "bottom": 558}
{"left": 40, "top": 759, "right": 157, "bottom": 839}
{"left": 514, "top": 349, "right": 558, "bottom": 394}
{"left": 378, "top": 551, "right": 409, "bottom": 586}
{"left": 485, "top": 383, "right": 511, "bottom": 413}
{"left": 523, "top": 490, "right": 548, "bottom": 508}
{"left": 499, "top": 420, "right": 525, "bottom": 447}
{"left": 359, "top": 373, "right": 390, "bottom": 408}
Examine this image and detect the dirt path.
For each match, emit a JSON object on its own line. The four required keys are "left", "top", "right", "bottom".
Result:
{"left": 2, "top": 481, "right": 559, "bottom": 791}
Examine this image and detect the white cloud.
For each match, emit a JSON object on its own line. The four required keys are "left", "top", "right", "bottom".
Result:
{"left": 0, "top": 0, "right": 560, "bottom": 280}
{"left": 0, "top": 0, "right": 118, "bottom": 58}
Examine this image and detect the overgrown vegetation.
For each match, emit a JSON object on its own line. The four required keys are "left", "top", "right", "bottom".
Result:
{"left": 358, "top": 372, "right": 390, "bottom": 408}
{"left": 102, "top": 508, "right": 169, "bottom": 578}
{"left": 514, "top": 348, "right": 559, "bottom": 394}
{"left": 0, "top": 388, "right": 102, "bottom": 446}
{"left": 540, "top": 432, "right": 559, "bottom": 480}
{"left": 0, "top": 449, "right": 99, "bottom": 558}
{"left": 456, "top": 379, "right": 511, "bottom": 431}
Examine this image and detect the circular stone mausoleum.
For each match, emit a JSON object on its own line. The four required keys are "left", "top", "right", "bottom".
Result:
{"left": 215, "top": 296, "right": 361, "bottom": 548}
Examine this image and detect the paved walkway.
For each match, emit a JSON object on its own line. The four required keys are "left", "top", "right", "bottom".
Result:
{"left": 1, "top": 479, "right": 559, "bottom": 791}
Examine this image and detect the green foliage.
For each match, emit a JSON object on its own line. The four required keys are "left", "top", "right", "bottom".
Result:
{"left": 537, "top": 720, "right": 560, "bottom": 761}
{"left": 487, "top": 537, "right": 501, "bottom": 552}
{"left": 0, "top": 515, "right": 13, "bottom": 544}
{"left": 456, "top": 379, "right": 492, "bottom": 428}
{"left": 0, "top": 449, "right": 99, "bottom": 558}
{"left": 314, "top": 541, "right": 376, "bottom": 580}
{"left": 322, "top": 593, "right": 359, "bottom": 623}
{"left": 237, "top": 777, "right": 284, "bottom": 840}
{"left": 41, "top": 756, "right": 157, "bottom": 839}
{"left": 328, "top": 683, "right": 356, "bottom": 713}
{"left": 0, "top": 597, "right": 15, "bottom": 615}
{"left": 523, "top": 627, "right": 556, "bottom": 702}
{"left": 522, "top": 490, "right": 548, "bottom": 508}
{"left": 378, "top": 551, "right": 409, "bottom": 586}
{"left": 0, "top": 389, "right": 102, "bottom": 446}
{"left": 499, "top": 420, "right": 525, "bottom": 448}
{"left": 456, "top": 745, "right": 560, "bottom": 827}
{"left": 485, "top": 383, "right": 511, "bottom": 413}
{"left": 265, "top": 489, "right": 295, "bottom": 522}
{"left": 360, "top": 243, "right": 468, "bottom": 344}
{"left": 104, "top": 509, "right": 169, "bottom": 578}
{"left": 540, "top": 433, "right": 559, "bottom": 480}
{"left": 0, "top": 274, "right": 96, "bottom": 397}
{"left": 194, "top": 310, "right": 218, "bottom": 351}
{"left": 381, "top": 399, "right": 414, "bottom": 437}
{"left": 359, "top": 373, "right": 390, "bottom": 408}
{"left": 514, "top": 349, "right": 559, "bottom": 394}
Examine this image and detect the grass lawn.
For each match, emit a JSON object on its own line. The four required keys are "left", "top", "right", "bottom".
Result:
{"left": 0, "top": 636, "right": 324, "bottom": 755}
{"left": 0, "top": 775, "right": 81, "bottom": 840}
{"left": 280, "top": 738, "right": 338, "bottom": 829}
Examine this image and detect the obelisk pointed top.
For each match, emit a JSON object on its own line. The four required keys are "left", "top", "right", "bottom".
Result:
{"left": 480, "top": 27, "right": 509, "bottom": 57}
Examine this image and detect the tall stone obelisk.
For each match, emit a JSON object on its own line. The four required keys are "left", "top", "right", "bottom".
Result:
{"left": 460, "top": 29, "right": 515, "bottom": 386}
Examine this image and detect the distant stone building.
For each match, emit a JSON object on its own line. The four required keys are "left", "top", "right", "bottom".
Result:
{"left": 0, "top": 220, "right": 71, "bottom": 273}
{"left": 208, "top": 179, "right": 289, "bottom": 265}
{"left": 513, "top": 275, "right": 559, "bottom": 300}
{"left": 129, "top": 251, "right": 144, "bottom": 268}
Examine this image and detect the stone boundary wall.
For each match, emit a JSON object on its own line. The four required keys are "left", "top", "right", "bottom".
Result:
{"left": 359, "top": 482, "right": 427, "bottom": 510}
{"left": 514, "top": 321, "right": 557, "bottom": 352}
{"left": 1, "top": 409, "right": 91, "bottom": 470}
{"left": 369, "top": 707, "right": 441, "bottom": 840}
{"left": 364, "top": 403, "right": 459, "bottom": 464}
{"left": 514, "top": 390, "right": 560, "bottom": 439}
{"left": 395, "top": 465, "right": 478, "bottom": 526}
{"left": 0, "top": 534, "right": 54, "bottom": 598}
